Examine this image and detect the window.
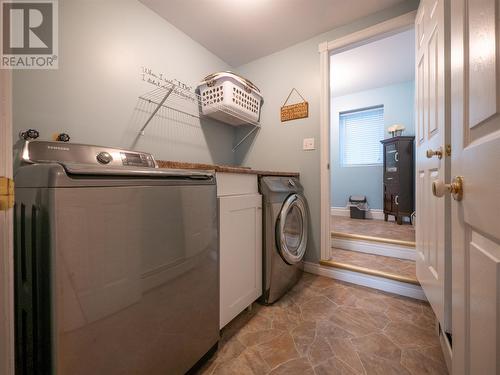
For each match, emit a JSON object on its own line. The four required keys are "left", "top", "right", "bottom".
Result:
{"left": 339, "top": 105, "right": 384, "bottom": 166}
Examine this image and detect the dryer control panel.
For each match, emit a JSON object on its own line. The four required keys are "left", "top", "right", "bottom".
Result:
{"left": 20, "top": 141, "right": 157, "bottom": 169}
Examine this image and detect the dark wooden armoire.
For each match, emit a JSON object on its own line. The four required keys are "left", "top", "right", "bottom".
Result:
{"left": 380, "top": 136, "right": 415, "bottom": 225}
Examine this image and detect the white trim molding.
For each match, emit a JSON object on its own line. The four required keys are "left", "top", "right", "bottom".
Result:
{"left": 330, "top": 206, "right": 385, "bottom": 220}
{"left": 0, "top": 69, "right": 14, "bottom": 375}
{"left": 318, "top": 9, "right": 417, "bottom": 269}
{"left": 304, "top": 261, "right": 426, "bottom": 300}
{"left": 326, "top": 11, "right": 417, "bottom": 53}
{"left": 319, "top": 42, "right": 330, "bottom": 261}
{"left": 331, "top": 236, "right": 416, "bottom": 261}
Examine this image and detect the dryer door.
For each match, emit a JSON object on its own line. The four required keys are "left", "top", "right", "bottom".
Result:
{"left": 276, "top": 194, "right": 308, "bottom": 264}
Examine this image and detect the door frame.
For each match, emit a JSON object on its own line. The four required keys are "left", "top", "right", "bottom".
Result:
{"left": 0, "top": 69, "right": 14, "bottom": 374}
{"left": 318, "top": 11, "right": 417, "bottom": 262}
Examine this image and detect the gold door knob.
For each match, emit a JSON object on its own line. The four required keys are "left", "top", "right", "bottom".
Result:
{"left": 426, "top": 148, "right": 443, "bottom": 159}
{"left": 432, "top": 176, "right": 464, "bottom": 201}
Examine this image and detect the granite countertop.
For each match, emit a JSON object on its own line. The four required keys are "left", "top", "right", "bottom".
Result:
{"left": 157, "top": 160, "right": 299, "bottom": 177}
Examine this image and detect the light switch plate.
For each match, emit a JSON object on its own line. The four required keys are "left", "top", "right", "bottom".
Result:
{"left": 303, "top": 138, "right": 315, "bottom": 150}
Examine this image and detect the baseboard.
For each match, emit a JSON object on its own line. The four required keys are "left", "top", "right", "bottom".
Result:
{"left": 331, "top": 237, "right": 416, "bottom": 261}
{"left": 304, "top": 261, "right": 426, "bottom": 301}
{"left": 330, "top": 206, "right": 384, "bottom": 220}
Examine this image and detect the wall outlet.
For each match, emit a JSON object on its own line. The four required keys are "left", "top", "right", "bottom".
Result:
{"left": 303, "top": 138, "right": 315, "bottom": 150}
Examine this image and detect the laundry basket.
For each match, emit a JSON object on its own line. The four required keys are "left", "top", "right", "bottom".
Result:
{"left": 348, "top": 195, "right": 369, "bottom": 220}
{"left": 197, "top": 71, "right": 264, "bottom": 126}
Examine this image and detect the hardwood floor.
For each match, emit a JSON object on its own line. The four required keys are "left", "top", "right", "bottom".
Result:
{"left": 197, "top": 273, "right": 447, "bottom": 375}
{"left": 331, "top": 216, "right": 415, "bottom": 243}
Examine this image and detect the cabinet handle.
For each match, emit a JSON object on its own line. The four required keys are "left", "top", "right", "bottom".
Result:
{"left": 394, "top": 195, "right": 399, "bottom": 205}
{"left": 394, "top": 152, "right": 399, "bottom": 162}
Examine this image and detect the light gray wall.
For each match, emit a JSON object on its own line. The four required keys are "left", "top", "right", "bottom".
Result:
{"left": 331, "top": 81, "right": 415, "bottom": 209}
{"left": 11, "top": 0, "right": 419, "bottom": 265}
{"left": 235, "top": 0, "right": 419, "bottom": 263}
{"left": 13, "top": 0, "right": 237, "bottom": 165}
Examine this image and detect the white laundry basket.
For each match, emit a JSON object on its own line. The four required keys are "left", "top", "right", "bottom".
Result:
{"left": 197, "top": 72, "right": 263, "bottom": 126}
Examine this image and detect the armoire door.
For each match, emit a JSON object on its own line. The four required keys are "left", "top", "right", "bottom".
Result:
{"left": 450, "top": 0, "right": 500, "bottom": 373}
{"left": 414, "top": 0, "right": 451, "bottom": 332}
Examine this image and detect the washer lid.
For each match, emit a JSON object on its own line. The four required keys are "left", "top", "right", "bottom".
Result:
{"left": 276, "top": 193, "right": 309, "bottom": 264}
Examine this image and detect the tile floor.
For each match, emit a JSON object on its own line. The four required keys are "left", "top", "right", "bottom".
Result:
{"left": 331, "top": 216, "right": 415, "bottom": 243}
{"left": 197, "top": 272, "right": 447, "bottom": 375}
{"left": 329, "top": 248, "right": 417, "bottom": 281}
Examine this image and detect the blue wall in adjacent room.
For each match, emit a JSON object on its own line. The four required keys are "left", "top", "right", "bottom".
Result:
{"left": 330, "top": 81, "right": 415, "bottom": 210}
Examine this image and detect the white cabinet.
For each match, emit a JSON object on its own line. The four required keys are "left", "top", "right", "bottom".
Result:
{"left": 217, "top": 173, "right": 262, "bottom": 328}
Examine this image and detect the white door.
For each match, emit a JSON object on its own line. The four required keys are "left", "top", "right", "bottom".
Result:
{"left": 415, "top": 0, "right": 451, "bottom": 332}
{"left": 219, "top": 194, "right": 262, "bottom": 328}
{"left": 0, "top": 70, "right": 14, "bottom": 374}
{"left": 450, "top": 0, "right": 500, "bottom": 373}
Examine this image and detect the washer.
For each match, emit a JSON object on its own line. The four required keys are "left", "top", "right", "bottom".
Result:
{"left": 259, "top": 176, "right": 309, "bottom": 304}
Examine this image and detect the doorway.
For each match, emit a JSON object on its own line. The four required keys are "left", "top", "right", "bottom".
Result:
{"left": 328, "top": 27, "right": 417, "bottom": 284}
{"left": 318, "top": 11, "right": 424, "bottom": 300}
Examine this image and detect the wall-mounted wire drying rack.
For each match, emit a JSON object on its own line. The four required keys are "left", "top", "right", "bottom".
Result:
{"left": 137, "top": 82, "right": 261, "bottom": 152}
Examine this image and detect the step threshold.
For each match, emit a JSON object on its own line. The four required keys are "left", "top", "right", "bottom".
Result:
{"left": 331, "top": 231, "right": 416, "bottom": 248}
{"left": 319, "top": 259, "right": 420, "bottom": 286}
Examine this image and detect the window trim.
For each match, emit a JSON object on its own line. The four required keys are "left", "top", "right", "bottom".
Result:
{"left": 339, "top": 105, "right": 384, "bottom": 168}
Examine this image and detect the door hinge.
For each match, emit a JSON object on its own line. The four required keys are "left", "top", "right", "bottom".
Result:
{"left": 445, "top": 144, "right": 451, "bottom": 157}
{"left": 0, "top": 176, "right": 14, "bottom": 211}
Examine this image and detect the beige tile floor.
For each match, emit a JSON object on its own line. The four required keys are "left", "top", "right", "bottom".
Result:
{"left": 330, "top": 248, "right": 417, "bottom": 281}
{"left": 197, "top": 273, "right": 447, "bottom": 375}
{"left": 332, "top": 216, "right": 415, "bottom": 243}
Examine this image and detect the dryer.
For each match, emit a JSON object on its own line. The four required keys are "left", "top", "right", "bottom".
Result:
{"left": 259, "top": 176, "right": 309, "bottom": 304}
{"left": 13, "top": 141, "right": 219, "bottom": 374}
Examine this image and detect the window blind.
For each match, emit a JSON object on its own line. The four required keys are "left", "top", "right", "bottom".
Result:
{"left": 340, "top": 105, "right": 384, "bottom": 166}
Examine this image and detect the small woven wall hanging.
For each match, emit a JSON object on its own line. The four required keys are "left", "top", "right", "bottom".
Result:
{"left": 280, "top": 88, "right": 309, "bottom": 122}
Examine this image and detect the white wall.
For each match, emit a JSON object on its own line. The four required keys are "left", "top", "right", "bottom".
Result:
{"left": 235, "top": 0, "right": 419, "bottom": 263}
{"left": 12, "top": 0, "right": 237, "bottom": 165}
{"left": 331, "top": 81, "right": 415, "bottom": 209}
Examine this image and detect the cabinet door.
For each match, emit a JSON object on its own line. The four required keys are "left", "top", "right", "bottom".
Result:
{"left": 219, "top": 194, "right": 262, "bottom": 328}
{"left": 383, "top": 185, "right": 393, "bottom": 213}
{"left": 384, "top": 142, "right": 399, "bottom": 175}
{"left": 384, "top": 184, "right": 398, "bottom": 213}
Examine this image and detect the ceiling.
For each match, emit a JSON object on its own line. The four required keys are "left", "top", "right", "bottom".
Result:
{"left": 330, "top": 28, "right": 415, "bottom": 97}
{"left": 139, "top": 0, "right": 409, "bottom": 66}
